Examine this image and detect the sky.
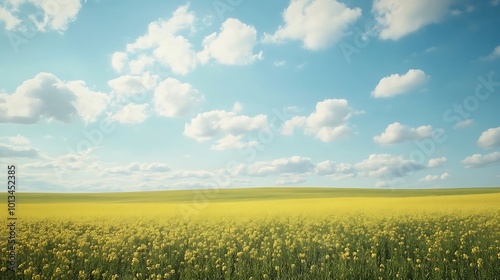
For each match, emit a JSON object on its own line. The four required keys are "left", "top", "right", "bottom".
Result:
{"left": 0, "top": 0, "right": 499, "bottom": 192}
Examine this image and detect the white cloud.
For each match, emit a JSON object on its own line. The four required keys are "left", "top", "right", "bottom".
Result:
{"left": 314, "top": 160, "right": 336, "bottom": 175}
{"left": 281, "top": 99, "right": 358, "bottom": 142}
{"left": 210, "top": 135, "right": 258, "bottom": 151}
{"left": 418, "top": 172, "right": 448, "bottom": 183}
{"left": 236, "top": 156, "right": 315, "bottom": 177}
{"left": 27, "top": 148, "right": 98, "bottom": 171}
{"left": 153, "top": 78, "right": 203, "bottom": 118}
{"left": 0, "top": 72, "right": 109, "bottom": 124}
{"left": 355, "top": 153, "right": 426, "bottom": 179}
{"left": 480, "top": 46, "right": 500, "bottom": 61}
{"left": 107, "top": 72, "right": 158, "bottom": 96}
{"left": 0, "top": 6, "right": 21, "bottom": 30}
{"left": 163, "top": 170, "right": 214, "bottom": 180}
{"left": 232, "top": 102, "right": 242, "bottom": 113}
{"left": 67, "top": 80, "right": 110, "bottom": 124}
{"left": 28, "top": 0, "right": 82, "bottom": 32}
{"left": 111, "top": 52, "right": 128, "bottom": 73}
{"left": 0, "top": 0, "right": 83, "bottom": 33}
{"left": 109, "top": 104, "right": 149, "bottom": 124}
{"left": 373, "top": 0, "right": 451, "bottom": 40}
{"left": 198, "top": 18, "right": 262, "bottom": 65}
{"left": 106, "top": 162, "right": 171, "bottom": 175}
{"left": 440, "top": 172, "right": 449, "bottom": 180}
{"left": 125, "top": 5, "right": 197, "bottom": 75}
{"left": 427, "top": 157, "right": 447, "bottom": 168}
{"left": 129, "top": 55, "right": 155, "bottom": 75}
{"left": 1, "top": 135, "right": 30, "bottom": 145}
{"left": 462, "top": 152, "right": 500, "bottom": 168}
{"left": 0, "top": 143, "right": 40, "bottom": 158}
{"left": 419, "top": 174, "right": 439, "bottom": 183}
{"left": 263, "top": 0, "right": 361, "bottom": 50}
{"left": 453, "top": 119, "right": 474, "bottom": 129}
{"left": 184, "top": 108, "right": 268, "bottom": 150}
{"left": 478, "top": 127, "right": 500, "bottom": 149}
{"left": 372, "top": 69, "right": 429, "bottom": 98}
{"left": 373, "top": 122, "right": 433, "bottom": 144}
{"left": 492, "top": 0, "right": 500, "bottom": 6}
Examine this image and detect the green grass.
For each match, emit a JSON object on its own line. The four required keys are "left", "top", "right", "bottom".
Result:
{"left": 5, "top": 187, "right": 500, "bottom": 204}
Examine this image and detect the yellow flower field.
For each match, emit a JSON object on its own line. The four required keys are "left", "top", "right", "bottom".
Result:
{"left": 1, "top": 192, "right": 500, "bottom": 279}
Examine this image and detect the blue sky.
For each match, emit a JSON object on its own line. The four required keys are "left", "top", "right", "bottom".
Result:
{"left": 0, "top": 0, "right": 499, "bottom": 192}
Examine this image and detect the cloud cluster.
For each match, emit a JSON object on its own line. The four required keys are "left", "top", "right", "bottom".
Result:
{"left": 232, "top": 153, "right": 429, "bottom": 187}
{"left": 106, "top": 162, "right": 171, "bottom": 175}
{"left": 154, "top": 78, "right": 204, "bottom": 118}
{"left": 0, "top": 143, "right": 40, "bottom": 158}
{"left": 373, "top": 0, "right": 451, "bottom": 40}
{"left": 461, "top": 127, "right": 500, "bottom": 169}
{"left": 263, "top": 0, "right": 361, "bottom": 50}
{"left": 198, "top": 18, "right": 263, "bottom": 65}
{"left": 372, "top": 69, "right": 429, "bottom": 98}
{"left": 427, "top": 157, "right": 447, "bottom": 168}
{"left": 0, "top": 72, "right": 109, "bottom": 124}
{"left": 373, "top": 122, "right": 433, "bottom": 144}
{"left": 418, "top": 172, "right": 449, "bottom": 183}
{"left": 0, "top": 0, "right": 82, "bottom": 32}
{"left": 462, "top": 152, "right": 500, "bottom": 168}
{"left": 281, "top": 99, "right": 359, "bottom": 142}
{"left": 478, "top": 127, "right": 500, "bottom": 149}
{"left": 112, "top": 6, "right": 262, "bottom": 76}
{"left": 184, "top": 105, "right": 269, "bottom": 150}
{"left": 108, "top": 104, "right": 149, "bottom": 124}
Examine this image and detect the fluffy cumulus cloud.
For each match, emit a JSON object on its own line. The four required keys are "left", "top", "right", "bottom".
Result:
{"left": 462, "top": 152, "right": 500, "bottom": 168}
{"left": 281, "top": 99, "right": 358, "bottom": 142}
{"left": 373, "top": 0, "right": 452, "bottom": 40}
{"left": 123, "top": 5, "right": 198, "bottom": 75}
{"left": 198, "top": 18, "right": 262, "bottom": 65}
{"left": 0, "top": 72, "right": 109, "bottom": 124}
{"left": 153, "top": 78, "right": 203, "bottom": 118}
{"left": 108, "top": 104, "right": 149, "bottom": 124}
{"left": 372, "top": 69, "right": 429, "bottom": 98}
{"left": 111, "top": 5, "right": 266, "bottom": 76}
{"left": 1, "top": 0, "right": 81, "bottom": 32}
{"left": 263, "top": 0, "right": 361, "bottom": 50}
{"left": 184, "top": 106, "right": 268, "bottom": 150}
{"left": 427, "top": 157, "right": 447, "bottom": 168}
{"left": 477, "top": 127, "right": 500, "bottom": 149}
{"left": 373, "top": 122, "right": 433, "bottom": 144}
{"left": 108, "top": 72, "right": 158, "bottom": 97}
{"left": 0, "top": 143, "right": 40, "bottom": 158}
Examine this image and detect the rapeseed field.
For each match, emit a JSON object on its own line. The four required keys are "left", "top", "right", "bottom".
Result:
{"left": 1, "top": 190, "right": 499, "bottom": 279}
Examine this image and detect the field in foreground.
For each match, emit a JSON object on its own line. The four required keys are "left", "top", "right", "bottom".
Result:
{"left": 1, "top": 188, "right": 500, "bottom": 279}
